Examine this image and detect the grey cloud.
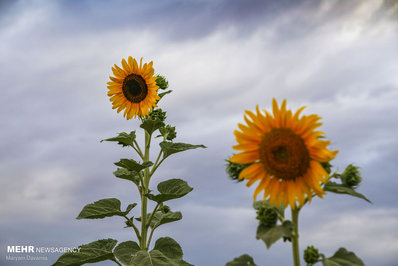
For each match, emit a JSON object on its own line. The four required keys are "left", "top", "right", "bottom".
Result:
{"left": 1, "top": 0, "right": 398, "bottom": 265}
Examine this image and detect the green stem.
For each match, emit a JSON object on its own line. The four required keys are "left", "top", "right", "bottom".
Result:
{"left": 147, "top": 226, "right": 157, "bottom": 248}
{"left": 150, "top": 150, "right": 163, "bottom": 176}
{"left": 138, "top": 172, "right": 145, "bottom": 189}
{"left": 123, "top": 215, "right": 141, "bottom": 242}
{"left": 146, "top": 203, "right": 160, "bottom": 230}
{"left": 150, "top": 157, "right": 166, "bottom": 176}
{"left": 291, "top": 207, "right": 301, "bottom": 266}
{"left": 276, "top": 210, "right": 285, "bottom": 223}
{"left": 140, "top": 131, "right": 151, "bottom": 249}
{"left": 133, "top": 139, "right": 144, "bottom": 159}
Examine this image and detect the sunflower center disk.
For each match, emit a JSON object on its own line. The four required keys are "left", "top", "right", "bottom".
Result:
{"left": 122, "top": 74, "right": 148, "bottom": 103}
{"left": 259, "top": 128, "right": 310, "bottom": 180}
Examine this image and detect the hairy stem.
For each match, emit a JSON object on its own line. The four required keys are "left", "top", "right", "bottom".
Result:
{"left": 133, "top": 139, "right": 144, "bottom": 159}
{"left": 291, "top": 207, "right": 301, "bottom": 266}
{"left": 150, "top": 157, "right": 166, "bottom": 177}
{"left": 150, "top": 150, "right": 163, "bottom": 176}
{"left": 146, "top": 203, "right": 160, "bottom": 230}
{"left": 123, "top": 215, "right": 141, "bottom": 242}
{"left": 140, "top": 131, "right": 151, "bottom": 249}
{"left": 147, "top": 226, "right": 157, "bottom": 248}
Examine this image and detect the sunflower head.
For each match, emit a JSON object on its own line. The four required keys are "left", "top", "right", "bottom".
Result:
{"left": 107, "top": 57, "right": 160, "bottom": 119}
{"left": 230, "top": 99, "right": 338, "bottom": 209}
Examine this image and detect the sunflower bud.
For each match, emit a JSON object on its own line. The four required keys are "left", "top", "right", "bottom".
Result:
{"left": 304, "top": 245, "right": 320, "bottom": 264}
{"left": 341, "top": 164, "right": 362, "bottom": 187}
{"left": 159, "top": 125, "right": 177, "bottom": 140}
{"left": 156, "top": 75, "right": 169, "bottom": 90}
{"left": 148, "top": 108, "right": 167, "bottom": 122}
{"left": 256, "top": 207, "right": 278, "bottom": 227}
{"left": 225, "top": 159, "right": 248, "bottom": 182}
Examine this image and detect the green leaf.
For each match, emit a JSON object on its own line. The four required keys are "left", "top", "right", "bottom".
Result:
{"left": 76, "top": 198, "right": 135, "bottom": 219}
{"left": 150, "top": 211, "right": 183, "bottom": 228}
{"left": 140, "top": 119, "right": 165, "bottom": 135}
{"left": 130, "top": 237, "right": 192, "bottom": 266}
{"left": 125, "top": 203, "right": 137, "bottom": 214}
{"left": 256, "top": 221, "right": 293, "bottom": 249}
{"left": 101, "top": 131, "right": 136, "bottom": 147}
{"left": 113, "top": 241, "right": 141, "bottom": 266}
{"left": 52, "top": 239, "right": 117, "bottom": 266}
{"left": 160, "top": 142, "right": 206, "bottom": 158}
{"left": 114, "top": 159, "right": 153, "bottom": 173}
{"left": 322, "top": 248, "right": 365, "bottom": 266}
{"left": 226, "top": 254, "right": 257, "bottom": 266}
{"left": 159, "top": 90, "right": 172, "bottom": 99}
{"left": 324, "top": 182, "right": 372, "bottom": 203}
{"left": 146, "top": 179, "right": 193, "bottom": 203}
{"left": 113, "top": 168, "right": 141, "bottom": 185}
{"left": 136, "top": 211, "right": 182, "bottom": 228}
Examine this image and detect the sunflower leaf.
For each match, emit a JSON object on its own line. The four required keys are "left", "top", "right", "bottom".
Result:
{"left": 160, "top": 142, "right": 206, "bottom": 158}
{"left": 324, "top": 182, "right": 372, "bottom": 203}
{"left": 135, "top": 211, "right": 182, "bottom": 228}
{"left": 76, "top": 198, "right": 135, "bottom": 219}
{"left": 113, "top": 168, "right": 141, "bottom": 186}
{"left": 226, "top": 254, "right": 257, "bottom": 266}
{"left": 146, "top": 179, "right": 193, "bottom": 203}
{"left": 101, "top": 131, "right": 136, "bottom": 147}
{"left": 150, "top": 211, "right": 183, "bottom": 228}
{"left": 129, "top": 237, "right": 193, "bottom": 266}
{"left": 114, "top": 159, "right": 153, "bottom": 173}
{"left": 113, "top": 241, "right": 141, "bottom": 266}
{"left": 52, "top": 239, "right": 117, "bottom": 266}
{"left": 322, "top": 248, "right": 365, "bottom": 266}
{"left": 140, "top": 119, "right": 165, "bottom": 135}
{"left": 256, "top": 221, "right": 293, "bottom": 249}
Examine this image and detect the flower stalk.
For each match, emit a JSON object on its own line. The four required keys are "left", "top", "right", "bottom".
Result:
{"left": 291, "top": 207, "right": 301, "bottom": 266}
{"left": 140, "top": 131, "right": 151, "bottom": 249}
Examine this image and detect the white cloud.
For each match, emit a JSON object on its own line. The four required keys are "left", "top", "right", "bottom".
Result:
{"left": 302, "top": 208, "right": 398, "bottom": 263}
{"left": 0, "top": 167, "right": 81, "bottom": 223}
{"left": 1, "top": 0, "right": 398, "bottom": 265}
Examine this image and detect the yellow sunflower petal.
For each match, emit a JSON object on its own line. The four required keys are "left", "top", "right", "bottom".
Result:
{"left": 239, "top": 163, "right": 262, "bottom": 180}
{"left": 231, "top": 99, "right": 337, "bottom": 209}
{"left": 107, "top": 57, "right": 160, "bottom": 120}
{"left": 230, "top": 151, "right": 259, "bottom": 164}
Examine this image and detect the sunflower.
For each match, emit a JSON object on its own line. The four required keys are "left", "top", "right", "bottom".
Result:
{"left": 230, "top": 99, "right": 338, "bottom": 209}
{"left": 107, "top": 57, "right": 160, "bottom": 119}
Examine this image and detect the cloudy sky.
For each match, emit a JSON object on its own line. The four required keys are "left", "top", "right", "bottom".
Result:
{"left": 1, "top": 0, "right": 398, "bottom": 265}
